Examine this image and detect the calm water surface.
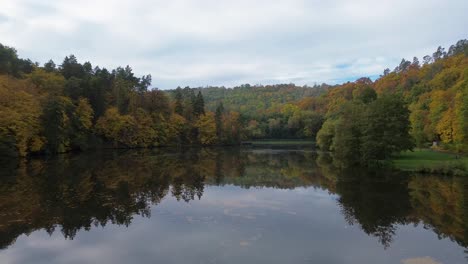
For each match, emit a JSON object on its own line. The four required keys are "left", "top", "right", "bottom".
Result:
{"left": 0, "top": 148, "right": 467, "bottom": 264}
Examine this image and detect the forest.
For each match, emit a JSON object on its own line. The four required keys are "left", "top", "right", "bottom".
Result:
{"left": 0, "top": 39, "right": 467, "bottom": 165}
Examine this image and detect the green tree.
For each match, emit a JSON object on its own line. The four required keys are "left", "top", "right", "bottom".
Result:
{"left": 60, "top": 55, "right": 85, "bottom": 79}
{"left": 174, "top": 87, "right": 184, "bottom": 115}
{"left": 44, "top": 60, "right": 57, "bottom": 72}
{"left": 331, "top": 103, "right": 364, "bottom": 167}
{"left": 194, "top": 91, "right": 205, "bottom": 116}
{"left": 70, "top": 98, "right": 94, "bottom": 150}
{"left": 42, "top": 96, "right": 74, "bottom": 153}
{"left": 302, "top": 111, "right": 324, "bottom": 138}
{"left": 112, "top": 76, "right": 133, "bottom": 114}
{"left": 360, "top": 95, "right": 414, "bottom": 163}
{"left": 353, "top": 86, "right": 377, "bottom": 104}
{"left": 215, "top": 102, "right": 224, "bottom": 141}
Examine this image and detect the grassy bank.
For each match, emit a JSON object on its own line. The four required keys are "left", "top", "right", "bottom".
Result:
{"left": 394, "top": 149, "right": 468, "bottom": 176}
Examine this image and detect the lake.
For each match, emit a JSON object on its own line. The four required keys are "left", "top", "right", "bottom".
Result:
{"left": 0, "top": 147, "right": 467, "bottom": 264}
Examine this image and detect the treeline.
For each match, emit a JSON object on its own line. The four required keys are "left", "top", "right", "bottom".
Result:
{"left": 170, "top": 39, "right": 468, "bottom": 149}
{"left": 1, "top": 39, "right": 467, "bottom": 160}
{"left": 316, "top": 90, "right": 414, "bottom": 167}
{"left": 0, "top": 45, "right": 242, "bottom": 157}
{"left": 198, "top": 83, "right": 330, "bottom": 117}
{"left": 310, "top": 39, "right": 468, "bottom": 166}
{"left": 172, "top": 83, "right": 331, "bottom": 139}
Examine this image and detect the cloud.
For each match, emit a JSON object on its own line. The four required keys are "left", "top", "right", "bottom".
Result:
{"left": 0, "top": 0, "right": 466, "bottom": 89}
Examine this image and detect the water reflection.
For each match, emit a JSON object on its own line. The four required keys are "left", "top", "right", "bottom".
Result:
{"left": 0, "top": 148, "right": 467, "bottom": 261}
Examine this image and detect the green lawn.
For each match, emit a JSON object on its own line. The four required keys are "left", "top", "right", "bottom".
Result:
{"left": 393, "top": 149, "right": 468, "bottom": 172}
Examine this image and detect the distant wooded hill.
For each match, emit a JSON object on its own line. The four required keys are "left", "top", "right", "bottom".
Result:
{"left": 166, "top": 83, "right": 331, "bottom": 117}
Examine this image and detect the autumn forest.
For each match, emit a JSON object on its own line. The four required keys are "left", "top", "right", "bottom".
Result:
{"left": 1, "top": 40, "right": 467, "bottom": 165}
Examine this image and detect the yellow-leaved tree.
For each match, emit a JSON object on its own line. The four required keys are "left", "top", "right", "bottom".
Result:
{"left": 0, "top": 76, "right": 45, "bottom": 156}
{"left": 195, "top": 112, "right": 217, "bottom": 145}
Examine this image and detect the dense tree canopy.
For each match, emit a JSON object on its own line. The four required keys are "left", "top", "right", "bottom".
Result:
{"left": 0, "top": 39, "right": 467, "bottom": 157}
{"left": 313, "top": 40, "right": 468, "bottom": 164}
{"left": 0, "top": 44, "right": 247, "bottom": 155}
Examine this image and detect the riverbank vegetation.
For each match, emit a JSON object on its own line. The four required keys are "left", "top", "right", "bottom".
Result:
{"left": 394, "top": 149, "right": 468, "bottom": 176}
{"left": 0, "top": 45, "right": 243, "bottom": 156}
{"left": 0, "top": 39, "right": 467, "bottom": 166}
{"left": 311, "top": 40, "right": 468, "bottom": 168}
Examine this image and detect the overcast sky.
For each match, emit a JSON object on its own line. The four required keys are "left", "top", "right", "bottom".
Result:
{"left": 1, "top": 0, "right": 467, "bottom": 89}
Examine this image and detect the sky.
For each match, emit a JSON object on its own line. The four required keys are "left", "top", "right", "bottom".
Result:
{"left": 0, "top": 0, "right": 467, "bottom": 89}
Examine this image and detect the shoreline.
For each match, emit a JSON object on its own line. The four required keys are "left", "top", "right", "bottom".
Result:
{"left": 393, "top": 149, "right": 468, "bottom": 176}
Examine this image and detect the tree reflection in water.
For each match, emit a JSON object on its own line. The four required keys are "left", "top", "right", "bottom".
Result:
{"left": 0, "top": 148, "right": 466, "bottom": 252}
